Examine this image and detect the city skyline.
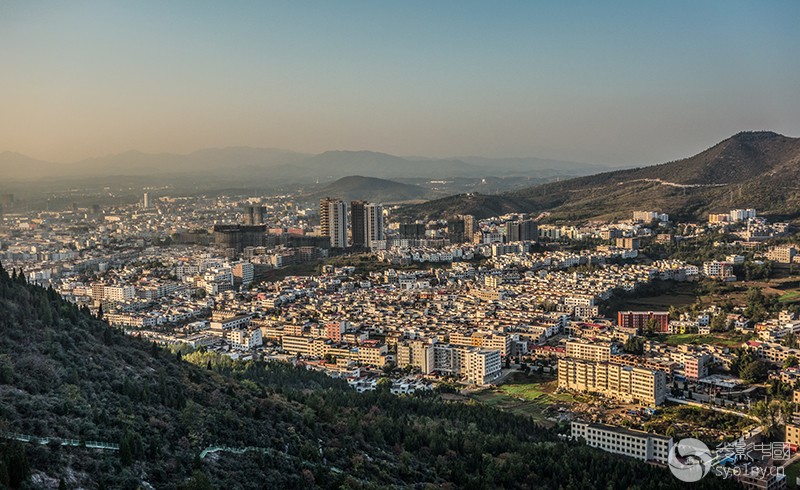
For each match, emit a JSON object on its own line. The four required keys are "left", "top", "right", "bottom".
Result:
{"left": 2, "top": 1, "right": 799, "bottom": 166}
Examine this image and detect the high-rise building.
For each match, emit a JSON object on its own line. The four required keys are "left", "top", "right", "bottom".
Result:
{"left": 350, "top": 200, "right": 367, "bottom": 247}
{"left": 319, "top": 197, "right": 335, "bottom": 237}
{"left": 326, "top": 200, "right": 348, "bottom": 248}
{"left": 365, "top": 203, "right": 384, "bottom": 247}
{"left": 447, "top": 219, "right": 466, "bottom": 243}
{"left": 213, "top": 224, "right": 266, "bottom": 253}
{"left": 142, "top": 192, "right": 150, "bottom": 209}
{"left": 505, "top": 219, "right": 538, "bottom": 242}
{"left": 461, "top": 214, "right": 476, "bottom": 241}
{"left": 399, "top": 222, "right": 426, "bottom": 239}
{"left": 244, "top": 205, "right": 266, "bottom": 225}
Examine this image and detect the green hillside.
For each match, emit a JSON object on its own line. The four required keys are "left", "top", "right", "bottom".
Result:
{"left": 0, "top": 263, "right": 735, "bottom": 489}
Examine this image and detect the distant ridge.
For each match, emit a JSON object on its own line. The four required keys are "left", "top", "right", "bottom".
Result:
{"left": 400, "top": 131, "right": 800, "bottom": 222}
{"left": 0, "top": 147, "right": 603, "bottom": 183}
{"left": 302, "top": 175, "right": 428, "bottom": 203}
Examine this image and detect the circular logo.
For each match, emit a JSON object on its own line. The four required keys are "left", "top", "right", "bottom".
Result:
{"left": 668, "top": 438, "right": 713, "bottom": 482}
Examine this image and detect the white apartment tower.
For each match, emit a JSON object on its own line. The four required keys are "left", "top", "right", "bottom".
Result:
{"left": 327, "top": 200, "right": 348, "bottom": 248}
{"left": 365, "top": 203, "right": 384, "bottom": 248}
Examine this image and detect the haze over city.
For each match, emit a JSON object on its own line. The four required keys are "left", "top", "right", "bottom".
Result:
{"left": 4, "top": 2, "right": 800, "bottom": 489}
{"left": 2, "top": 0, "right": 799, "bottom": 166}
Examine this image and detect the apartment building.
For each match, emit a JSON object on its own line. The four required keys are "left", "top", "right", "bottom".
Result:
{"left": 357, "top": 340, "right": 388, "bottom": 367}
{"left": 565, "top": 340, "right": 612, "bottom": 362}
{"left": 703, "top": 261, "right": 735, "bottom": 279}
{"left": 558, "top": 358, "right": 667, "bottom": 406}
{"left": 753, "top": 341, "right": 800, "bottom": 366}
{"left": 449, "top": 331, "right": 512, "bottom": 357}
{"left": 684, "top": 354, "right": 710, "bottom": 381}
{"left": 226, "top": 327, "right": 263, "bottom": 350}
{"left": 571, "top": 422, "right": 673, "bottom": 464}
{"left": 209, "top": 314, "right": 253, "bottom": 336}
{"left": 617, "top": 311, "right": 669, "bottom": 333}
{"left": 766, "top": 246, "right": 797, "bottom": 264}
{"left": 103, "top": 285, "right": 136, "bottom": 303}
{"left": 463, "top": 349, "right": 502, "bottom": 384}
{"left": 397, "top": 339, "right": 435, "bottom": 374}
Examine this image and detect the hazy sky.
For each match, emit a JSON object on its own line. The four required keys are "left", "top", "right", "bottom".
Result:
{"left": 1, "top": 1, "right": 799, "bottom": 166}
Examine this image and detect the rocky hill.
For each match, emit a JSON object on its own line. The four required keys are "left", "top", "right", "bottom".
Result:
{"left": 402, "top": 131, "right": 800, "bottom": 222}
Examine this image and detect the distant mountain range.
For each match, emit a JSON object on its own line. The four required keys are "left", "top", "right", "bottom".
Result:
{"left": 0, "top": 148, "right": 605, "bottom": 185}
{"left": 400, "top": 131, "right": 800, "bottom": 222}
{"left": 302, "top": 175, "right": 430, "bottom": 203}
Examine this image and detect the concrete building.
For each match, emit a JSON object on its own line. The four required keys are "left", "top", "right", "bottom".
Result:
{"left": 615, "top": 237, "right": 640, "bottom": 250}
{"left": 505, "top": 219, "right": 538, "bottom": 242}
{"left": 244, "top": 205, "right": 266, "bottom": 225}
{"left": 325, "top": 199, "right": 348, "bottom": 248}
{"left": 766, "top": 246, "right": 797, "bottom": 264}
{"left": 684, "top": 354, "right": 710, "bottom": 381}
{"left": 617, "top": 311, "right": 669, "bottom": 333}
{"left": 365, "top": 203, "right": 384, "bottom": 248}
{"left": 558, "top": 358, "right": 667, "bottom": 406}
{"left": 571, "top": 422, "right": 673, "bottom": 464}
{"left": 232, "top": 262, "right": 254, "bottom": 286}
{"left": 703, "top": 261, "right": 735, "bottom": 279}
{"left": 103, "top": 285, "right": 136, "bottom": 303}
{"left": 463, "top": 348, "right": 502, "bottom": 384}
{"left": 565, "top": 340, "right": 612, "bottom": 362}
{"left": 397, "top": 339, "right": 435, "bottom": 374}
{"left": 350, "top": 200, "right": 367, "bottom": 247}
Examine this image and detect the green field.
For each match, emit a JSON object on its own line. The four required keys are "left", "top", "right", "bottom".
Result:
{"left": 662, "top": 333, "right": 750, "bottom": 348}
{"left": 468, "top": 373, "right": 582, "bottom": 424}
{"left": 779, "top": 290, "right": 800, "bottom": 303}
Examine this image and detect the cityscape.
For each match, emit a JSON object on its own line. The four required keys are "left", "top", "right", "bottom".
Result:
{"left": 2, "top": 2, "right": 800, "bottom": 489}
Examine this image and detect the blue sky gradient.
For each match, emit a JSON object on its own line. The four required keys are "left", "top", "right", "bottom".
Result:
{"left": 1, "top": 1, "right": 798, "bottom": 165}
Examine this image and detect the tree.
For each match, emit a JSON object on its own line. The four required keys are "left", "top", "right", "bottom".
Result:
{"left": 644, "top": 318, "right": 660, "bottom": 337}
{"left": 179, "top": 471, "right": 214, "bottom": 490}
{"left": 751, "top": 400, "right": 791, "bottom": 440}
{"left": 623, "top": 337, "right": 645, "bottom": 355}
{"left": 730, "top": 347, "right": 756, "bottom": 376}
{"left": 711, "top": 314, "right": 729, "bottom": 332}
{"left": 376, "top": 377, "right": 392, "bottom": 393}
{"left": 783, "top": 333, "right": 799, "bottom": 350}
{"left": 739, "top": 360, "right": 769, "bottom": 384}
{"left": 784, "top": 355, "right": 799, "bottom": 369}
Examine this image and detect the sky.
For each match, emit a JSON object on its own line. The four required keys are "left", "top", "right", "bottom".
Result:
{"left": 1, "top": 1, "right": 799, "bottom": 166}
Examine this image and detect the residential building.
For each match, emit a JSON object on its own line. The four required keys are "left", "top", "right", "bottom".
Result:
{"left": 350, "top": 200, "right": 367, "bottom": 247}
{"left": 565, "top": 340, "right": 612, "bottom": 362}
{"left": 558, "top": 358, "right": 667, "bottom": 406}
{"left": 617, "top": 311, "right": 669, "bottom": 333}
{"left": 571, "top": 422, "right": 673, "bottom": 464}
{"left": 365, "top": 203, "right": 384, "bottom": 248}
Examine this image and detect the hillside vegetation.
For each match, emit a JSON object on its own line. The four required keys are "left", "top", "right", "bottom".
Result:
{"left": 0, "top": 263, "right": 735, "bottom": 489}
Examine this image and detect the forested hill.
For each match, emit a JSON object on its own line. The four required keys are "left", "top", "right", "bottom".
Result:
{"left": 0, "top": 263, "right": 735, "bottom": 489}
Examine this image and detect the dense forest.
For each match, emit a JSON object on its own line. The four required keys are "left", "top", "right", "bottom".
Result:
{"left": 0, "top": 262, "right": 737, "bottom": 489}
